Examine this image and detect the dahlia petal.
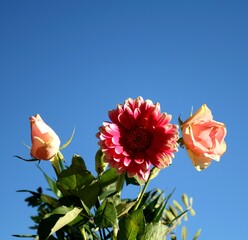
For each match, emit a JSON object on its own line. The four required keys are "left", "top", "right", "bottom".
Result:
{"left": 115, "top": 145, "right": 124, "bottom": 154}
{"left": 134, "top": 156, "right": 144, "bottom": 164}
{"left": 106, "top": 124, "right": 120, "bottom": 135}
{"left": 134, "top": 108, "right": 141, "bottom": 119}
{"left": 112, "top": 135, "right": 120, "bottom": 145}
{"left": 108, "top": 110, "right": 119, "bottom": 124}
{"left": 123, "top": 157, "right": 132, "bottom": 166}
{"left": 118, "top": 113, "right": 135, "bottom": 129}
{"left": 105, "top": 138, "right": 115, "bottom": 148}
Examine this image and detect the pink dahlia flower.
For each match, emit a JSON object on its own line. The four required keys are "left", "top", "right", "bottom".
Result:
{"left": 97, "top": 97, "right": 179, "bottom": 181}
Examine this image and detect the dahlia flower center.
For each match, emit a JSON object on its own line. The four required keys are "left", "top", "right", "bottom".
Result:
{"left": 122, "top": 127, "right": 152, "bottom": 153}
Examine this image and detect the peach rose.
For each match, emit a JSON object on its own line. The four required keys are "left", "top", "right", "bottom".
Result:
{"left": 180, "top": 104, "right": 227, "bottom": 170}
{"left": 30, "top": 114, "right": 60, "bottom": 160}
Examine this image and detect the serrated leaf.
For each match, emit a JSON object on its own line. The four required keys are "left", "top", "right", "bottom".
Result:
{"left": 138, "top": 222, "right": 169, "bottom": 240}
{"left": 117, "top": 209, "right": 145, "bottom": 240}
{"left": 181, "top": 226, "right": 187, "bottom": 240}
{"left": 71, "top": 154, "right": 87, "bottom": 171}
{"left": 193, "top": 228, "right": 202, "bottom": 240}
{"left": 38, "top": 214, "right": 61, "bottom": 240}
{"left": 95, "top": 199, "right": 117, "bottom": 228}
{"left": 40, "top": 194, "right": 58, "bottom": 208}
{"left": 116, "top": 200, "right": 136, "bottom": 218}
{"left": 49, "top": 207, "right": 82, "bottom": 235}
{"left": 100, "top": 168, "right": 118, "bottom": 189}
{"left": 38, "top": 207, "right": 82, "bottom": 239}
{"left": 44, "top": 206, "right": 73, "bottom": 218}
{"left": 37, "top": 165, "right": 62, "bottom": 197}
{"left": 57, "top": 158, "right": 100, "bottom": 208}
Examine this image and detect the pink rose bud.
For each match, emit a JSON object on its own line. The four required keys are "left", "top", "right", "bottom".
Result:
{"left": 180, "top": 104, "right": 227, "bottom": 171}
{"left": 30, "top": 114, "right": 60, "bottom": 160}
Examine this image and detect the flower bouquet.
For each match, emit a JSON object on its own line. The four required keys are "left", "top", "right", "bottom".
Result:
{"left": 14, "top": 97, "right": 226, "bottom": 240}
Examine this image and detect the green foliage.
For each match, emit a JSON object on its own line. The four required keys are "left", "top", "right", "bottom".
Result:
{"left": 15, "top": 154, "right": 201, "bottom": 240}
{"left": 117, "top": 209, "right": 145, "bottom": 240}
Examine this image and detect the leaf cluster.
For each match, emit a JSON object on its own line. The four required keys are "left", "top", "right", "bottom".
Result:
{"left": 14, "top": 151, "right": 200, "bottom": 240}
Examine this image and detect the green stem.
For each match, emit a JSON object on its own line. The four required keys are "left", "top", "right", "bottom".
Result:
{"left": 50, "top": 151, "right": 64, "bottom": 177}
{"left": 134, "top": 168, "right": 155, "bottom": 211}
{"left": 113, "top": 227, "right": 118, "bottom": 240}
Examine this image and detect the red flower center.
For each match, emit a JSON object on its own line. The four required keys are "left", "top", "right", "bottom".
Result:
{"left": 122, "top": 127, "right": 152, "bottom": 153}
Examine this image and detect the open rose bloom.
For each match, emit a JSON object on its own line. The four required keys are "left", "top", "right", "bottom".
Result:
{"left": 97, "top": 97, "right": 179, "bottom": 181}
{"left": 180, "top": 104, "right": 227, "bottom": 171}
{"left": 30, "top": 114, "right": 61, "bottom": 160}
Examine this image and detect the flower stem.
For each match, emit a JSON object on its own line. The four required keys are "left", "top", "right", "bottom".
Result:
{"left": 50, "top": 151, "right": 64, "bottom": 177}
{"left": 134, "top": 168, "right": 155, "bottom": 211}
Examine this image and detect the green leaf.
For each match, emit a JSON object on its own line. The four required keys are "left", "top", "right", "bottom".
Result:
{"left": 40, "top": 194, "right": 58, "bottom": 208}
{"left": 117, "top": 209, "right": 145, "bottom": 240}
{"left": 193, "top": 228, "right": 202, "bottom": 240}
{"left": 116, "top": 200, "right": 136, "bottom": 218}
{"left": 190, "top": 207, "right": 196, "bottom": 216}
{"left": 143, "top": 191, "right": 165, "bottom": 223}
{"left": 100, "top": 168, "right": 118, "bottom": 189}
{"left": 99, "top": 185, "right": 117, "bottom": 200}
{"left": 49, "top": 207, "right": 82, "bottom": 236}
{"left": 173, "top": 200, "right": 184, "bottom": 213}
{"left": 165, "top": 209, "right": 175, "bottom": 222}
{"left": 57, "top": 157, "right": 100, "bottom": 208}
{"left": 38, "top": 214, "right": 61, "bottom": 240}
{"left": 37, "top": 207, "right": 82, "bottom": 240}
{"left": 95, "top": 199, "right": 118, "bottom": 228}
{"left": 37, "top": 165, "right": 62, "bottom": 198}
{"left": 59, "top": 127, "right": 75, "bottom": 150}
{"left": 178, "top": 115, "right": 184, "bottom": 126}
{"left": 164, "top": 188, "right": 176, "bottom": 207}
{"left": 181, "top": 226, "right": 187, "bottom": 240}
{"left": 138, "top": 222, "right": 169, "bottom": 240}
{"left": 125, "top": 175, "right": 141, "bottom": 186}
{"left": 44, "top": 206, "right": 73, "bottom": 217}
{"left": 169, "top": 205, "right": 178, "bottom": 217}
{"left": 71, "top": 154, "right": 87, "bottom": 171}
{"left": 95, "top": 149, "right": 108, "bottom": 175}
{"left": 182, "top": 193, "right": 189, "bottom": 208}
{"left": 12, "top": 234, "right": 37, "bottom": 238}
{"left": 149, "top": 168, "right": 160, "bottom": 180}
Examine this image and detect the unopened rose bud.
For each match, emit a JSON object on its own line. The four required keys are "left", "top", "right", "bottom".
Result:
{"left": 30, "top": 114, "right": 60, "bottom": 160}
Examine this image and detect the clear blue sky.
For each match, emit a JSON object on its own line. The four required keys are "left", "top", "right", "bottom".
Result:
{"left": 1, "top": 0, "right": 247, "bottom": 239}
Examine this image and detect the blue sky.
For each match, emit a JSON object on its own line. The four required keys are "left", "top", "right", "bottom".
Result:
{"left": 0, "top": 0, "right": 247, "bottom": 239}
